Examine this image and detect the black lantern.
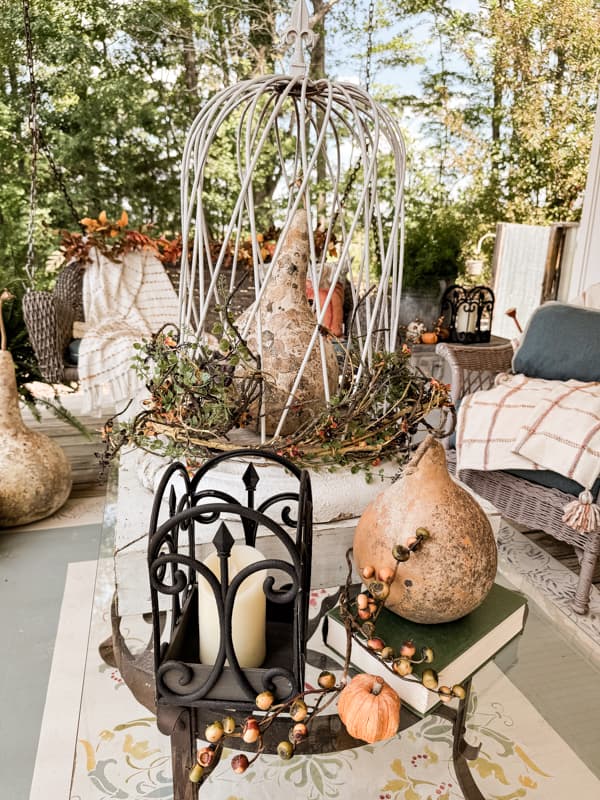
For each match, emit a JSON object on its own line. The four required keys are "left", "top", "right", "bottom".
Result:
{"left": 440, "top": 284, "right": 495, "bottom": 344}
{"left": 147, "top": 449, "right": 312, "bottom": 795}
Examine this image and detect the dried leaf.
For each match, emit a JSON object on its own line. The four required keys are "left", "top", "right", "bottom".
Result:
{"left": 381, "top": 779, "right": 408, "bottom": 792}
{"left": 472, "top": 756, "right": 510, "bottom": 785}
{"left": 79, "top": 739, "right": 96, "bottom": 771}
{"left": 424, "top": 744, "right": 439, "bottom": 764}
{"left": 390, "top": 758, "right": 407, "bottom": 779}
{"left": 122, "top": 733, "right": 160, "bottom": 760}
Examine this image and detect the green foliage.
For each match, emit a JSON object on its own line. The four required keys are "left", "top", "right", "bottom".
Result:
{"left": 101, "top": 323, "right": 262, "bottom": 465}
{"left": 370, "top": 0, "right": 600, "bottom": 294}
{"left": 402, "top": 200, "right": 465, "bottom": 292}
{"left": 0, "top": 0, "right": 287, "bottom": 287}
{"left": 0, "top": 288, "right": 43, "bottom": 404}
{"left": 1, "top": 0, "right": 598, "bottom": 302}
{"left": 484, "top": 0, "right": 600, "bottom": 222}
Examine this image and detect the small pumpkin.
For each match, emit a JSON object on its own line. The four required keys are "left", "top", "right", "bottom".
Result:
{"left": 337, "top": 674, "right": 400, "bottom": 743}
{"left": 420, "top": 331, "right": 438, "bottom": 345}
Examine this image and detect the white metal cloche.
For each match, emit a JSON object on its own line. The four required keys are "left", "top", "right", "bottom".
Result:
{"left": 178, "top": 0, "right": 406, "bottom": 441}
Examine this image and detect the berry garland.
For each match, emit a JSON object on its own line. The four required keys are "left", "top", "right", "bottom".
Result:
{"left": 185, "top": 545, "right": 465, "bottom": 786}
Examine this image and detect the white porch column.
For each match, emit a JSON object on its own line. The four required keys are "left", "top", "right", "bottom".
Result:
{"left": 569, "top": 92, "right": 600, "bottom": 298}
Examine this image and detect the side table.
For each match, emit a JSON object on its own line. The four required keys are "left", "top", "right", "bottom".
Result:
{"left": 79, "top": 467, "right": 600, "bottom": 800}
{"left": 434, "top": 336, "right": 513, "bottom": 407}
{"left": 102, "top": 541, "right": 516, "bottom": 800}
{"left": 104, "top": 569, "right": 506, "bottom": 800}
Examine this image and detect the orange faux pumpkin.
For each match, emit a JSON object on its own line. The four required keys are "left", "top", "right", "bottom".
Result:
{"left": 337, "top": 674, "right": 400, "bottom": 743}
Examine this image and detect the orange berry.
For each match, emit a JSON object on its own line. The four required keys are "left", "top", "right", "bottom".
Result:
{"left": 378, "top": 566, "right": 395, "bottom": 583}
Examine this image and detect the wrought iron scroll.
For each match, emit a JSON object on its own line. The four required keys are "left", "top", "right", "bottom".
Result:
{"left": 151, "top": 450, "right": 302, "bottom": 547}
{"left": 148, "top": 450, "right": 311, "bottom": 709}
{"left": 440, "top": 284, "right": 495, "bottom": 344}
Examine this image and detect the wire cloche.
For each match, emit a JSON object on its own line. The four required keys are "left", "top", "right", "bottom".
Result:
{"left": 178, "top": 0, "right": 407, "bottom": 444}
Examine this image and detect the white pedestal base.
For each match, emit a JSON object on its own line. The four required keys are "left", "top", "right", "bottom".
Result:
{"left": 113, "top": 450, "right": 502, "bottom": 617}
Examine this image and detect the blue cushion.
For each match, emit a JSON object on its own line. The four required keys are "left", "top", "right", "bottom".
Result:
{"left": 67, "top": 338, "right": 81, "bottom": 365}
{"left": 512, "top": 302, "right": 600, "bottom": 382}
{"left": 504, "top": 469, "right": 600, "bottom": 501}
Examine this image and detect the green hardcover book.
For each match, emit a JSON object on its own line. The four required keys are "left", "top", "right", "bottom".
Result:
{"left": 323, "top": 582, "right": 527, "bottom": 716}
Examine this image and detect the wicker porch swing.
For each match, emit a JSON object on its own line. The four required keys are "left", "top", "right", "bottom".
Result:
{"left": 18, "top": 0, "right": 180, "bottom": 393}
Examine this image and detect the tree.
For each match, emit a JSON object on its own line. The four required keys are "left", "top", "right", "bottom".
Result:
{"left": 484, "top": 0, "right": 600, "bottom": 222}
{"left": 1, "top": 0, "right": 598, "bottom": 296}
{"left": 0, "top": 0, "right": 290, "bottom": 285}
{"left": 378, "top": 0, "right": 600, "bottom": 289}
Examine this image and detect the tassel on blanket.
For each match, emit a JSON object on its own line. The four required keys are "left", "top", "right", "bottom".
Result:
{"left": 562, "top": 490, "right": 600, "bottom": 534}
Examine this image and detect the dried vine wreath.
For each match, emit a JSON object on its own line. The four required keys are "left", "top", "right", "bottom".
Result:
{"left": 99, "top": 308, "right": 454, "bottom": 475}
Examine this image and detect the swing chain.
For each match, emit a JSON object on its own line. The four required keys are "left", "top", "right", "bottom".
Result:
{"left": 38, "top": 132, "right": 82, "bottom": 230}
{"left": 23, "top": 0, "right": 39, "bottom": 284}
{"left": 365, "top": 0, "right": 375, "bottom": 95}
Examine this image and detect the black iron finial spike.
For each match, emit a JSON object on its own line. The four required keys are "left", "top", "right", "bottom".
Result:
{"left": 213, "top": 522, "right": 235, "bottom": 557}
{"left": 242, "top": 463, "right": 260, "bottom": 493}
{"left": 168, "top": 485, "right": 177, "bottom": 516}
{"left": 213, "top": 522, "right": 235, "bottom": 601}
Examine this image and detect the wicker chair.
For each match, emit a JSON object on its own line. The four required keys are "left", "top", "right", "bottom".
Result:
{"left": 436, "top": 338, "right": 600, "bottom": 615}
{"left": 22, "top": 261, "right": 84, "bottom": 383}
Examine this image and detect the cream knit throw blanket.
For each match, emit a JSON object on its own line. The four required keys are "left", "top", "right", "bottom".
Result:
{"left": 79, "top": 247, "right": 179, "bottom": 413}
{"left": 457, "top": 373, "right": 600, "bottom": 532}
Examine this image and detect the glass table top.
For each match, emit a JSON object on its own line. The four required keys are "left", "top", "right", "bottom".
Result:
{"left": 72, "top": 463, "right": 600, "bottom": 798}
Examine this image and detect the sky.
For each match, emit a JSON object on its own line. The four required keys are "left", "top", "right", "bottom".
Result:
{"left": 328, "top": 0, "right": 480, "bottom": 89}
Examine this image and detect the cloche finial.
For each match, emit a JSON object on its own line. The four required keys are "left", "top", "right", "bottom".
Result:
{"left": 282, "top": 0, "right": 317, "bottom": 76}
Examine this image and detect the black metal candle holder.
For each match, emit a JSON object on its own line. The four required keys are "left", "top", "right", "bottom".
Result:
{"left": 440, "top": 284, "right": 495, "bottom": 344}
{"left": 147, "top": 449, "right": 312, "bottom": 713}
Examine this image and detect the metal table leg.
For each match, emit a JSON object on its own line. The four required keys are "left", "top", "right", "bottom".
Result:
{"left": 157, "top": 706, "right": 198, "bottom": 800}
{"left": 434, "top": 677, "right": 485, "bottom": 800}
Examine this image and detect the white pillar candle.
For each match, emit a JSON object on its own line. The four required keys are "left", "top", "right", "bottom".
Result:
{"left": 198, "top": 544, "right": 267, "bottom": 668}
{"left": 456, "top": 304, "right": 477, "bottom": 333}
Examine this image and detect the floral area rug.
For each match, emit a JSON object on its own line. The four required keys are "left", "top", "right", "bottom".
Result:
{"left": 69, "top": 583, "right": 599, "bottom": 800}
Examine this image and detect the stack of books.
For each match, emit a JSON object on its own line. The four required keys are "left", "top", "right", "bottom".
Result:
{"left": 324, "top": 582, "right": 527, "bottom": 715}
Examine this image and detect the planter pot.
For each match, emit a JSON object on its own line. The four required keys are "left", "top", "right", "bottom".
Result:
{"left": 0, "top": 351, "right": 72, "bottom": 527}
{"left": 353, "top": 435, "right": 497, "bottom": 623}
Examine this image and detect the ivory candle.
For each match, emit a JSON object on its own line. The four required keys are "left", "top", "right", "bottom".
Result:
{"left": 198, "top": 545, "right": 267, "bottom": 668}
{"left": 456, "top": 304, "right": 476, "bottom": 333}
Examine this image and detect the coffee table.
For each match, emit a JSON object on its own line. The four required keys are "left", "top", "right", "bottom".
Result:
{"left": 82, "top": 466, "right": 600, "bottom": 800}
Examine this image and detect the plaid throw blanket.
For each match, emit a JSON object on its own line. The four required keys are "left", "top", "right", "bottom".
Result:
{"left": 457, "top": 373, "right": 600, "bottom": 489}
{"left": 78, "top": 247, "right": 179, "bottom": 413}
